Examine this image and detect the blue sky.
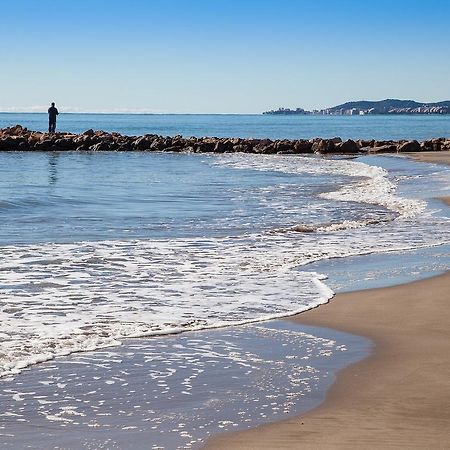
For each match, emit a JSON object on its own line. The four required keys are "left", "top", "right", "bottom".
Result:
{"left": 1, "top": 0, "right": 449, "bottom": 113}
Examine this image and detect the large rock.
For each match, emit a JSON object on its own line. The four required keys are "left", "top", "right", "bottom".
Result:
{"left": 195, "top": 142, "right": 216, "bottom": 152}
{"left": 293, "top": 140, "right": 313, "bottom": 154}
{"left": 357, "top": 139, "right": 375, "bottom": 148}
{"left": 275, "top": 141, "right": 294, "bottom": 153}
{"left": 0, "top": 137, "right": 23, "bottom": 150}
{"left": 336, "top": 139, "right": 359, "bottom": 154}
{"left": 312, "top": 139, "right": 335, "bottom": 154}
{"left": 89, "top": 142, "right": 111, "bottom": 151}
{"left": 253, "top": 139, "right": 272, "bottom": 153}
{"left": 133, "top": 136, "right": 153, "bottom": 150}
{"left": 54, "top": 138, "right": 77, "bottom": 150}
{"left": 397, "top": 140, "right": 421, "bottom": 152}
{"left": 366, "top": 144, "right": 398, "bottom": 154}
{"left": 213, "top": 141, "right": 229, "bottom": 153}
{"left": 34, "top": 139, "right": 55, "bottom": 151}
{"left": 232, "top": 144, "right": 251, "bottom": 153}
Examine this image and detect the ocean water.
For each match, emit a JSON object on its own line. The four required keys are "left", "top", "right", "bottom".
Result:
{"left": 0, "top": 148, "right": 449, "bottom": 378}
{"left": 1, "top": 112, "right": 450, "bottom": 140}
{"left": 1, "top": 115, "right": 450, "bottom": 448}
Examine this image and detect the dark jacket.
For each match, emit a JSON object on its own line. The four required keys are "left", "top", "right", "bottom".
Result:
{"left": 48, "top": 106, "right": 59, "bottom": 122}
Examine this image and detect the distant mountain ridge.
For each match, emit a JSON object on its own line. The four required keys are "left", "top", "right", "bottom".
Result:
{"left": 329, "top": 99, "right": 450, "bottom": 112}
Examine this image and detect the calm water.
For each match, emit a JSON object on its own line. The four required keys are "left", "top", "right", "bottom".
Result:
{"left": 1, "top": 112, "right": 450, "bottom": 140}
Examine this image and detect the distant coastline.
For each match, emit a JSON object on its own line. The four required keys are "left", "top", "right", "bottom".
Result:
{"left": 263, "top": 99, "right": 450, "bottom": 116}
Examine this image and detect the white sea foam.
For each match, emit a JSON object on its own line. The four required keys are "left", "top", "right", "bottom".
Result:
{"left": 0, "top": 155, "right": 449, "bottom": 377}
{"left": 214, "top": 154, "right": 426, "bottom": 224}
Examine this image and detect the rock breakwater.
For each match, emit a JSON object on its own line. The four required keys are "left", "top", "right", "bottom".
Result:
{"left": 1, "top": 125, "right": 449, "bottom": 155}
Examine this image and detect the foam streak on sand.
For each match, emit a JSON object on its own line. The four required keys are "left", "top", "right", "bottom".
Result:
{"left": 0, "top": 155, "right": 449, "bottom": 377}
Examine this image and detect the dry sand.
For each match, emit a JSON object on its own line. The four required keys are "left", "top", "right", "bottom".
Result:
{"left": 205, "top": 272, "right": 450, "bottom": 449}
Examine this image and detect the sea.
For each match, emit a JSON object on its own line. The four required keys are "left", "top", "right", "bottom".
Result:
{"left": 0, "top": 113, "right": 449, "bottom": 449}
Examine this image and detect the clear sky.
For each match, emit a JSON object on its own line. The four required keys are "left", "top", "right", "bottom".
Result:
{"left": 1, "top": 0, "right": 449, "bottom": 113}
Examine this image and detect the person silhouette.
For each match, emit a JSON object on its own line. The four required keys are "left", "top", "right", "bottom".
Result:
{"left": 48, "top": 102, "right": 59, "bottom": 133}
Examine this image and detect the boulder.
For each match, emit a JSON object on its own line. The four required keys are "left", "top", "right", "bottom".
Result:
{"left": 337, "top": 139, "right": 359, "bottom": 154}
{"left": 0, "top": 137, "right": 22, "bottom": 150}
{"left": 54, "top": 138, "right": 76, "bottom": 150}
{"left": 431, "top": 139, "right": 443, "bottom": 151}
{"left": 367, "top": 144, "right": 398, "bottom": 153}
{"left": 195, "top": 142, "right": 215, "bottom": 152}
{"left": 358, "top": 139, "right": 375, "bottom": 148}
{"left": 89, "top": 142, "right": 111, "bottom": 151}
{"left": 232, "top": 144, "right": 251, "bottom": 153}
{"left": 293, "top": 140, "right": 313, "bottom": 154}
{"left": 213, "top": 141, "right": 228, "bottom": 153}
{"left": 149, "top": 139, "right": 164, "bottom": 151}
{"left": 116, "top": 143, "right": 132, "bottom": 152}
{"left": 34, "top": 139, "right": 55, "bottom": 151}
{"left": 275, "top": 141, "right": 294, "bottom": 153}
{"left": 254, "top": 139, "right": 273, "bottom": 153}
{"left": 312, "top": 139, "right": 335, "bottom": 154}
{"left": 261, "top": 144, "right": 277, "bottom": 154}
{"left": 420, "top": 140, "right": 433, "bottom": 151}
{"left": 133, "top": 136, "right": 153, "bottom": 150}
{"left": 397, "top": 140, "right": 421, "bottom": 152}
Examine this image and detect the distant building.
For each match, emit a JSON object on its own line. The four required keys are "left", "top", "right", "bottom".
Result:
{"left": 262, "top": 107, "right": 311, "bottom": 115}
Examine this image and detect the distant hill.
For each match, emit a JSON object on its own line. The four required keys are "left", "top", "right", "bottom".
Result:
{"left": 328, "top": 99, "right": 450, "bottom": 113}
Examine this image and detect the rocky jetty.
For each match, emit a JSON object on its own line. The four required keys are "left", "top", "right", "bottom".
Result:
{"left": 1, "top": 125, "right": 449, "bottom": 155}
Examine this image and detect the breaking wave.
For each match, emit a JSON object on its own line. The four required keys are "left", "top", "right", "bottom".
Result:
{"left": 1, "top": 154, "right": 449, "bottom": 377}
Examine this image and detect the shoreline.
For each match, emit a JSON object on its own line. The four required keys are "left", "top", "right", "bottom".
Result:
{"left": 205, "top": 271, "right": 450, "bottom": 449}
{"left": 205, "top": 157, "right": 450, "bottom": 449}
{"left": 1, "top": 145, "right": 448, "bottom": 447}
{"left": 406, "top": 150, "right": 450, "bottom": 167}
{"left": 407, "top": 151, "right": 450, "bottom": 206}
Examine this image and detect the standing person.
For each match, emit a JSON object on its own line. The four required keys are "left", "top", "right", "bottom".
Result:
{"left": 48, "top": 102, "right": 59, "bottom": 133}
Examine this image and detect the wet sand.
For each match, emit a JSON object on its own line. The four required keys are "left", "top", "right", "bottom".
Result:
{"left": 406, "top": 151, "right": 450, "bottom": 207}
{"left": 406, "top": 149, "right": 450, "bottom": 166}
{"left": 205, "top": 271, "right": 450, "bottom": 449}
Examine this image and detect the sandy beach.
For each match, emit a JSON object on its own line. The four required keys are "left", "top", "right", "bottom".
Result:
{"left": 205, "top": 156, "right": 450, "bottom": 450}
{"left": 205, "top": 271, "right": 450, "bottom": 449}
{"left": 407, "top": 150, "right": 450, "bottom": 166}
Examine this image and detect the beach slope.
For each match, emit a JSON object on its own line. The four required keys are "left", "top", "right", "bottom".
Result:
{"left": 205, "top": 272, "right": 450, "bottom": 449}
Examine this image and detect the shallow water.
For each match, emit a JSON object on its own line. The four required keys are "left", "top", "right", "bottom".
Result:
{"left": 0, "top": 152, "right": 449, "bottom": 378}
{"left": 0, "top": 321, "right": 371, "bottom": 450}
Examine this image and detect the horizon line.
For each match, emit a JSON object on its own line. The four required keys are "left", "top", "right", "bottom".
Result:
{"left": 0, "top": 111, "right": 263, "bottom": 116}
